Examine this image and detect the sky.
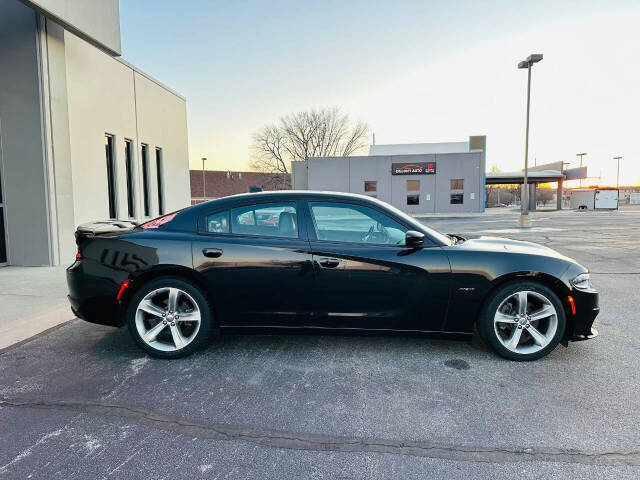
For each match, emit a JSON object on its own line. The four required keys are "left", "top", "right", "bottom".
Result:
{"left": 119, "top": 0, "right": 640, "bottom": 186}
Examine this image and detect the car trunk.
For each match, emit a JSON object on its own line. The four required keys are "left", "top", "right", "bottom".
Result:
{"left": 75, "top": 220, "right": 138, "bottom": 247}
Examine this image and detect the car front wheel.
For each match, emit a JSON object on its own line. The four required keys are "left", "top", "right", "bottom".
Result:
{"left": 126, "top": 277, "right": 213, "bottom": 359}
{"left": 478, "top": 281, "right": 566, "bottom": 361}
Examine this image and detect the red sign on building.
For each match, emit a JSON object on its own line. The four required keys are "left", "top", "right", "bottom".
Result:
{"left": 391, "top": 162, "right": 436, "bottom": 175}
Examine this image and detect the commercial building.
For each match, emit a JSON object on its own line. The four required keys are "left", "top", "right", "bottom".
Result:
{"left": 291, "top": 136, "right": 486, "bottom": 214}
{"left": 0, "top": 0, "right": 189, "bottom": 266}
{"left": 190, "top": 170, "right": 290, "bottom": 205}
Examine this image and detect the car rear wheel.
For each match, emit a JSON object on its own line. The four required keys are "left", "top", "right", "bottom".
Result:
{"left": 126, "top": 277, "right": 213, "bottom": 359}
{"left": 478, "top": 281, "right": 566, "bottom": 361}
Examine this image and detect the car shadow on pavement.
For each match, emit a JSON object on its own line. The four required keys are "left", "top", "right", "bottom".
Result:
{"left": 83, "top": 321, "right": 500, "bottom": 369}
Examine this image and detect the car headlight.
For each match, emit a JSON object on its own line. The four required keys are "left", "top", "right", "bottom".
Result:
{"left": 571, "top": 273, "right": 593, "bottom": 290}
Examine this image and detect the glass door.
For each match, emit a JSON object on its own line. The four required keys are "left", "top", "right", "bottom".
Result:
{"left": 0, "top": 157, "right": 6, "bottom": 265}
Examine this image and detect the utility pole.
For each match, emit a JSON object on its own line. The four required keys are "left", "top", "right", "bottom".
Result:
{"left": 517, "top": 53, "right": 543, "bottom": 227}
{"left": 201, "top": 157, "right": 207, "bottom": 199}
{"left": 562, "top": 161, "right": 570, "bottom": 209}
{"left": 614, "top": 156, "right": 622, "bottom": 188}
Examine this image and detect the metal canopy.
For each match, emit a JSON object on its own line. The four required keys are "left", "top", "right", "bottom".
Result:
{"left": 486, "top": 170, "right": 564, "bottom": 185}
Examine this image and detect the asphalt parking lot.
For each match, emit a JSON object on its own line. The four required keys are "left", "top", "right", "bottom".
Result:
{"left": 1, "top": 209, "right": 639, "bottom": 479}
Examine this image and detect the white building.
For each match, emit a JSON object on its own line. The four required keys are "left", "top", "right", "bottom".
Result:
{"left": 0, "top": 0, "right": 190, "bottom": 266}
{"left": 292, "top": 136, "right": 487, "bottom": 214}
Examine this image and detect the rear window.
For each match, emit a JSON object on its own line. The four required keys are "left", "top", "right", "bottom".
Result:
{"left": 206, "top": 211, "right": 230, "bottom": 233}
{"left": 230, "top": 202, "right": 298, "bottom": 238}
{"left": 140, "top": 213, "right": 177, "bottom": 229}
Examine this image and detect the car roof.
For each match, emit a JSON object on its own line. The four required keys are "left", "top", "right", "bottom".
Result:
{"left": 217, "top": 190, "right": 371, "bottom": 201}
{"left": 192, "top": 190, "right": 379, "bottom": 209}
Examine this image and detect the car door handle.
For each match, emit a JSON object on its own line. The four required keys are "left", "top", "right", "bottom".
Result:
{"left": 318, "top": 257, "right": 340, "bottom": 268}
{"left": 202, "top": 248, "right": 223, "bottom": 258}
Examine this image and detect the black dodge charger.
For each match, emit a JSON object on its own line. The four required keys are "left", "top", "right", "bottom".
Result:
{"left": 67, "top": 191, "right": 599, "bottom": 361}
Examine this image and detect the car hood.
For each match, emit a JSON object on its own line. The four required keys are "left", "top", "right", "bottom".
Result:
{"left": 454, "top": 236, "right": 573, "bottom": 261}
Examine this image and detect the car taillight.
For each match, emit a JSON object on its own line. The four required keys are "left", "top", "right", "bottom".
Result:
{"left": 75, "top": 250, "right": 83, "bottom": 260}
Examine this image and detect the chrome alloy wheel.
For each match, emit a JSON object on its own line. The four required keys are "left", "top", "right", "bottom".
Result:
{"left": 135, "top": 287, "right": 201, "bottom": 352}
{"left": 493, "top": 290, "right": 558, "bottom": 355}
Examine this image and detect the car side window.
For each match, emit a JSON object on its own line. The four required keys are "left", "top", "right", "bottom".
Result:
{"left": 206, "top": 210, "right": 230, "bottom": 233}
{"left": 309, "top": 202, "right": 407, "bottom": 245}
{"left": 230, "top": 202, "right": 298, "bottom": 238}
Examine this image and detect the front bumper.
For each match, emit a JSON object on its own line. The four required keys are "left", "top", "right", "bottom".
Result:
{"left": 569, "top": 288, "right": 599, "bottom": 341}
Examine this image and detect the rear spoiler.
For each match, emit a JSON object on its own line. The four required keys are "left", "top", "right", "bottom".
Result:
{"left": 75, "top": 220, "right": 138, "bottom": 244}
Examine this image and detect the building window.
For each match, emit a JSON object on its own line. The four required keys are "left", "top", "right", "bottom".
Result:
{"left": 105, "top": 134, "right": 117, "bottom": 219}
{"left": 451, "top": 193, "right": 464, "bottom": 204}
{"left": 124, "top": 139, "right": 135, "bottom": 218}
{"left": 407, "top": 180, "right": 420, "bottom": 191}
{"left": 407, "top": 194, "right": 420, "bottom": 205}
{"left": 155, "top": 147, "right": 164, "bottom": 215}
{"left": 451, "top": 179, "right": 464, "bottom": 190}
{"left": 141, "top": 144, "right": 150, "bottom": 216}
{"left": 364, "top": 181, "right": 377, "bottom": 192}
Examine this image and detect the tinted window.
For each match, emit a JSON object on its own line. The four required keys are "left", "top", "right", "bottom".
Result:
{"left": 310, "top": 202, "right": 407, "bottom": 245}
{"left": 105, "top": 134, "right": 116, "bottom": 219}
{"left": 451, "top": 193, "right": 464, "bottom": 204}
{"left": 125, "top": 139, "right": 135, "bottom": 218}
{"left": 156, "top": 148, "right": 164, "bottom": 215}
{"left": 407, "top": 194, "right": 419, "bottom": 205}
{"left": 141, "top": 144, "right": 150, "bottom": 216}
{"left": 207, "top": 211, "right": 230, "bottom": 233}
{"left": 231, "top": 202, "right": 297, "bottom": 238}
{"left": 0, "top": 207, "right": 6, "bottom": 263}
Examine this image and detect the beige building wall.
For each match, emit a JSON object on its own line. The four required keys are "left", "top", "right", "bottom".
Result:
{"left": 65, "top": 30, "right": 189, "bottom": 229}
{"left": 20, "top": 0, "right": 121, "bottom": 54}
{"left": 0, "top": 0, "right": 189, "bottom": 266}
{"left": 134, "top": 72, "right": 190, "bottom": 216}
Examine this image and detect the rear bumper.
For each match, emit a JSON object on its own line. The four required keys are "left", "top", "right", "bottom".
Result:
{"left": 66, "top": 260, "right": 125, "bottom": 327}
{"left": 569, "top": 288, "right": 599, "bottom": 341}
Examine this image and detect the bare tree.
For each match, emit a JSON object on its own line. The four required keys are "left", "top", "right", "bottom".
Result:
{"left": 251, "top": 108, "right": 369, "bottom": 181}
{"left": 537, "top": 188, "right": 555, "bottom": 206}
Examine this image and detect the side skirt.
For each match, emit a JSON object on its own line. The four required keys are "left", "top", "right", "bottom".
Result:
{"left": 218, "top": 325, "right": 473, "bottom": 341}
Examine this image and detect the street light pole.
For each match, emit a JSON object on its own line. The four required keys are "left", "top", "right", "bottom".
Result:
{"left": 576, "top": 152, "right": 587, "bottom": 187}
{"left": 522, "top": 63, "right": 532, "bottom": 221}
{"left": 201, "top": 157, "right": 207, "bottom": 199}
{"left": 614, "top": 156, "right": 622, "bottom": 188}
{"left": 518, "top": 53, "right": 543, "bottom": 227}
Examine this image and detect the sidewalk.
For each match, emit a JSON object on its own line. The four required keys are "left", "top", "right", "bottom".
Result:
{"left": 0, "top": 266, "right": 74, "bottom": 351}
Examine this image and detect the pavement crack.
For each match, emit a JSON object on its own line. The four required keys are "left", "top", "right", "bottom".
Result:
{"left": 2, "top": 396, "right": 640, "bottom": 466}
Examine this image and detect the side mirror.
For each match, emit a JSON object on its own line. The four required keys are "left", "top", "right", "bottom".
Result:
{"left": 405, "top": 230, "right": 424, "bottom": 246}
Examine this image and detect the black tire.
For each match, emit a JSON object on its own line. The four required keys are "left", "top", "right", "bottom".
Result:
{"left": 126, "top": 277, "right": 213, "bottom": 359}
{"left": 478, "top": 281, "right": 566, "bottom": 361}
